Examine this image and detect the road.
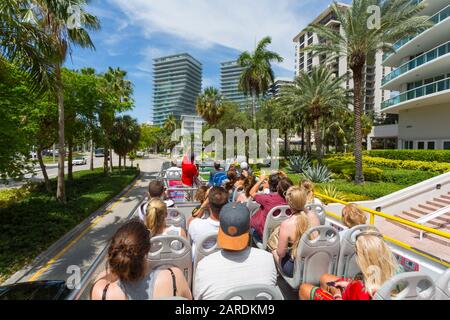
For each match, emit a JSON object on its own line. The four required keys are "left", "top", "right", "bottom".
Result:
{"left": 3, "top": 155, "right": 166, "bottom": 286}
{"left": 0, "top": 152, "right": 140, "bottom": 189}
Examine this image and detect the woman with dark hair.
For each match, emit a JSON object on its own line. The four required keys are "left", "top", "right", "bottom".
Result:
{"left": 91, "top": 219, "right": 192, "bottom": 300}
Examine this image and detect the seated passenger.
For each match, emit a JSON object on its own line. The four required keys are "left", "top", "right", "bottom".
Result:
{"left": 208, "top": 161, "right": 223, "bottom": 186}
{"left": 249, "top": 172, "right": 293, "bottom": 241}
{"left": 340, "top": 203, "right": 367, "bottom": 240}
{"left": 240, "top": 161, "right": 253, "bottom": 177}
{"left": 191, "top": 186, "right": 210, "bottom": 218}
{"left": 300, "top": 179, "right": 323, "bottom": 205}
{"left": 271, "top": 186, "right": 320, "bottom": 277}
{"left": 194, "top": 203, "right": 277, "bottom": 300}
{"left": 299, "top": 230, "right": 399, "bottom": 300}
{"left": 188, "top": 187, "right": 228, "bottom": 257}
{"left": 146, "top": 198, "right": 187, "bottom": 239}
{"left": 139, "top": 180, "right": 173, "bottom": 221}
{"left": 91, "top": 219, "right": 192, "bottom": 300}
{"left": 236, "top": 175, "right": 257, "bottom": 204}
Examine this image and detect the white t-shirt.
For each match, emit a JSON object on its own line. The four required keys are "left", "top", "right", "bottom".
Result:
{"left": 193, "top": 247, "right": 278, "bottom": 300}
{"left": 188, "top": 217, "right": 220, "bottom": 258}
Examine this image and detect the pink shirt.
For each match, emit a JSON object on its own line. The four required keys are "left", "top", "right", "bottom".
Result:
{"left": 250, "top": 193, "right": 286, "bottom": 238}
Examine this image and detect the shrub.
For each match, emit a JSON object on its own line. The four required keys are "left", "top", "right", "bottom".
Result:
{"left": 288, "top": 155, "right": 311, "bottom": 173}
{"left": 380, "top": 169, "right": 438, "bottom": 185}
{"left": 365, "top": 150, "right": 450, "bottom": 163}
{"left": 302, "top": 164, "right": 332, "bottom": 183}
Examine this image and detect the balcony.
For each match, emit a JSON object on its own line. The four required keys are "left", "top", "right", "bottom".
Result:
{"left": 383, "top": 5, "right": 450, "bottom": 63}
{"left": 381, "top": 76, "right": 450, "bottom": 112}
{"left": 382, "top": 40, "right": 450, "bottom": 87}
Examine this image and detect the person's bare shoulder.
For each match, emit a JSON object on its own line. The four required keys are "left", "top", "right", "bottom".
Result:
{"left": 91, "top": 279, "right": 126, "bottom": 300}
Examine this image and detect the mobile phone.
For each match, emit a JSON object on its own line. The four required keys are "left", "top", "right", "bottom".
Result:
{"left": 326, "top": 281, "right": 336, "bottom": 287}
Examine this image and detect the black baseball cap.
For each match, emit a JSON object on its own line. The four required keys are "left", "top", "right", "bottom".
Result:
{"left": 217, "top": 203, "right": 250, "bottom": 251}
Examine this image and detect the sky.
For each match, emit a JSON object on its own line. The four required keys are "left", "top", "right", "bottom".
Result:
{"left": 66, "top": 0, "right": 351, "bottom": 124}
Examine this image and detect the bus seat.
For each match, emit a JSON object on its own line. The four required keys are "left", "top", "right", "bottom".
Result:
{"left": 167, "top": 208, "right": 187, "bottom": 231}
{"left": 374, "top": 272, "right": 435, "bottom": 300}
{"left": 155, "top": 296, "right": 189, "bottom": 300}
{"left": 336, "top": 225, "right": 379, "bottom": 278}
{"left": 148, "top": 235, "right": 193, "bottom": 288}
{"left": 254, "top": 205, "right": 291, "bottom": 250}
{"left": 193, "top": 232, "right": 220, "bottom": 293}
{"left": 216, "top": 284, "right": 284, "bottom": 300}
{"left": 435, "top": 268, "right": 450, "bottom": 300}
{"left": 247, "top": 201, "right": 261, "bottom": 218}
{"left": 282, "top": 226, "right": 340, "bottom": 289}
{"left": 305, "top": 204, "right": 326, "bottom": 225}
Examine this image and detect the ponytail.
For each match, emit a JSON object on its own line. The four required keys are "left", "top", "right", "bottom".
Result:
{"left": 145, "top": 199, "right": 167, "bottom": 236}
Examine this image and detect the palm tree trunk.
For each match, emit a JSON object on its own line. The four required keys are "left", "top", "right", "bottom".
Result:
{"left": 109, "top": 148, "right": 113, "bottom": 172}
{"left": 55, "top": 64, "right": 66, "bottom": 203}
{"left": 103, "top": 145, "right": 109, "bottom": 174}
{"left": 314, "top": 119, "right": 323, "bottom": 163}
{"left": 37, "top": 148, "right": 52, "bottom": 193}
{"left": 251, "top": 91, "right": 257, "bottom": 129}
{"left": 90, "top": 138, "right": 94, "bottom": 171}
{"left": 306, "top": 127, "right": 312, "bottom": 157}
{"left": 301, "top": 127, "right": 305, "bottom": 155}
{"left": 68, "top": 142, "right": 73, "bottom": 181}
{"left": 352, "top": 65, "right": 365, "bottom": 184}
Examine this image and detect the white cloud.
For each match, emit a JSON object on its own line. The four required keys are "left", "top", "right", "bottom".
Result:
{"left": 107, "top": 0, "right": 318, "bottom": 71}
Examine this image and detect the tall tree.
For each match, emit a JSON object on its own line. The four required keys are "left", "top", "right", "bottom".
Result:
{"left": 29, "top": 0, "right": 100, "bottom": 202}
{"left": 238, "top": 36, "right": 283, "bottom": 127}
{"left": 110, "top": 116, "right": 141, "bottom": 169}
{"left": 196, "top": 87, "right": 225, "bottom": 126}
{"left": 279, "top": 66, "right": 350, "bottom": 162}
{"left": 303, "top": 0, "right": 431, "bottom": 183}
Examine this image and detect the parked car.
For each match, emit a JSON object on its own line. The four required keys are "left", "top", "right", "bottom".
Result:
{"left": 94, "top": 148, "right": 104, "bottom": 157}
{"left": 136, "top": 151, "right": 145, "bottom": 158}
{"left": 72, "top": 156, "right": 87, "bottom": 166}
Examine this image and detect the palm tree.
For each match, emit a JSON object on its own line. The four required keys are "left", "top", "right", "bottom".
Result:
{"left": 110, "top": 115, "right": 141, "bottom": 169}
{"left": 238, "top": 36, "right": 283, "bottom": 127}
{"left": 280, "top": 66, "right": 350, "bottom": 162}
{"left": 196, "top": 87, "right": 225, "bottom": 127}
{"left": 29, "top": 0, "right": 100, "bottom": 202}
{"left": 0, "top": 0, "right": 54, "bottom": 88}
{"left": 303, "top": 0, "right": 431, "bottom": 183}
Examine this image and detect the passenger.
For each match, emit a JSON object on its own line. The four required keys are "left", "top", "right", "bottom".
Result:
{"left": 249, "top": 171, "right": 293, "bottom": 241}
{"left": 91, "top": 219, "right": 192, "bottom": 300}
{"left": 240, "top": 161, "right": 253, "bottom": 177}
{"left": 188, "top": 187, "right": 228, "bottom": 257}
{"left": 300, "top": 179, "right": 323, "bottom": 205}
{"left": 181, "top": 153, "right": 199, "bottom": 201}
{"left": 340, "top": 203, "right": 367, "bottom": 240}
{"left": 145, "top": 199, "right": 187, "bottom": 239}
{"left": 236, "top": 175, "right": 257, "bottom": 204}
{"left": 182, "top": 153, "right": 198, "bottom": 187}
{"left": 208, "top": 161, "right": 223, "bottom": 185}
{"left": 191, "top": 186, "right": 210, "bottom": 218}
{"left": 194, "top": 203, "right": 277, "bottom": 300}
{"left": 139, "top": 180, "right": 173, "bottom": 222}
{"left": 271, "top": 186, "right": 320, "bottom": 277}
{"left": 299, "top": 230, "right": 399, "bottom": 300}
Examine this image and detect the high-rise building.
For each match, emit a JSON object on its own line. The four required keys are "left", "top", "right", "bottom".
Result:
{"left": 380, "top": 0, "right": 450, "bottom": 150}
{"left": 292, "top": 2, "right": 391, "bottom": 115}
{"left": 266, "top": 77, "right": 294, "bottom": 98}
{"left": 152, "top": 53, "right": 202, "bottom": 126}
{"left": 220, "top": 60, "right": 250, "bottom": 111}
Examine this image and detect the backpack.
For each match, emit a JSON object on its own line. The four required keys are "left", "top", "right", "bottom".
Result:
{"left": 212, "top": 172, "right": 228, "bottom": 187}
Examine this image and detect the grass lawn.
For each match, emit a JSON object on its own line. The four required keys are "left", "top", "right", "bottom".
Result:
{"left": 0, "top": 167, "right": 139, "bottom": 282}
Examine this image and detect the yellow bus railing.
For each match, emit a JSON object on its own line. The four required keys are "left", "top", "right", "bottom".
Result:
{"left": 315, "top": 192, "right": 450, "bottom": 268}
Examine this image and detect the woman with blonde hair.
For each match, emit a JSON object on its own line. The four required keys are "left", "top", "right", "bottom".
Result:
{"left": 340, "top": 203, "right": 368, "bottom": 241}
{"left": 300, "top": 179, "right": 323, "bottom": 205}
{"left": 271, "top": 186, "right": 321, "bottom": 277}
{"left": 146, "top": 199, "right": 187, "bottom": 239}
{"left": 299, "top": 230, "right": 399, "bottom": 300}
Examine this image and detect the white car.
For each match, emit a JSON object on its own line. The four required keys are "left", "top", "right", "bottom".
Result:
{"left": 136, "top": 151, "right": 145, "bottom": 157}
{"left": 72, "top": 157, "right": 87, "bottom": 166}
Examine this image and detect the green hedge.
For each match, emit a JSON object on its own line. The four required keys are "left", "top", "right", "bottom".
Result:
{"left": 365, "top": 150, "right": 450, "bottom": 163}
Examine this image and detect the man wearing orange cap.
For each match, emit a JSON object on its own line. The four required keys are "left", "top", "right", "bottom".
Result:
{"left": 193, "top": 203, "right": 277, "bottom": 300}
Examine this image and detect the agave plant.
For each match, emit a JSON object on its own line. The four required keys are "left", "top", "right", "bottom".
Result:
{"left": 317, "top": 185, "right": 344, "bottom": 203}
{"left": 302, "top": 164, "right": 332, "bottom": 183}
{"left": 288, "top": 155, "right": 311, "bottom": 173}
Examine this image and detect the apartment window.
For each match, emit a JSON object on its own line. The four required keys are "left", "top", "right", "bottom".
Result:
{"left": 427, "top": 141, "right": 435, "bottom": 150}
{"left": 444, "top": 141, "right": 450, "bottom": 150}
{"left": 417, "top": 141, "right": 425, "bottom": 150}
{"left": 404, "top": 141, "right": 413, "bottom": 150}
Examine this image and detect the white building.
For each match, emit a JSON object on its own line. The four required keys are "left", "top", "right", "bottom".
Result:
{"left": 380, "top": 0, "right": 450, "bottom": 150}
{"left": 266, "top": 77, "right": 294, "bottom": 98}
{"left": 292, "top": 2, "right": 391, "bottom": 115}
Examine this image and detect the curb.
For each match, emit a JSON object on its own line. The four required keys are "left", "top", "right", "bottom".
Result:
{"left": 2, "top": 171, "right": 143, "bottom": 285}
